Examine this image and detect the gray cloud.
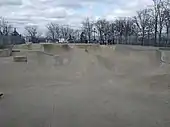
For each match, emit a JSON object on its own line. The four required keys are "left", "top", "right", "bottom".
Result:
{"left": 0, "top": 0, "right": 153, "bottom": 33}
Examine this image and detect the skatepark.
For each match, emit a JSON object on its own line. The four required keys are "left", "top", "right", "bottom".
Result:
{"left": 0, "top": 43, "right": 170, "bottom": 127}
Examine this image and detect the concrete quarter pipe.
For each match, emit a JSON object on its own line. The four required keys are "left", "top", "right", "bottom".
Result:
{"left": 0, "top": 44, "right": 170, "bottom": 127}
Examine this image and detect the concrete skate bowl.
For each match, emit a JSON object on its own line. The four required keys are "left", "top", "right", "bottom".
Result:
{"left": 96, "top": 45, "right": 163, "bottom": 76}
{"left": 115, "top": 45, "right": 161, "bottom": 63}
{"left": 11, "top": 44, "right": 168, "bottom": 77}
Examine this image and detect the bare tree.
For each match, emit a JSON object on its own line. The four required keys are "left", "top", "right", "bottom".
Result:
{"left": 103, "top": 20, "right": 110, "bottom": 43}
{"left": 134, "top": 9, "right": 152, "bottom": 45}
{"left": 82, "top": 18, "right": 93, "bottom": 43}
{"left": 109, "top": 22, "right": 116, "bottom": 44}
{"left": 60, "top": 25, "right": 73, "bottom": 41}
{"left": 114, "top": 18, "right": 125, "bottom": 44}
{"left": 80, "top": 32, "right": 87, "bottom": 43}
{"left": 25, "top": 25, "right": 38, "bottom": 42}
{"left": 132, "top": 23, "right": 140, "bottom": 44}
{"left": 164, "top": 9, "right": 170, "bottom": 44}
{"left": 46, "top": 23, "right": 60, "bottom": 42}
{"left": 152, "top": 0, "right": 161, "bottom": 46}
{"left": 95, "top": 19, "right": 110, "bottom": 43}
{"left": 95, "top": 19, "right": 104, "bottom": 43}
{"left": 72, "top": 29, "right": 80, "bottom": 41}
{"left": 157, "top": 0, "right": 166, "bottom": 44}
{"left": 0, "top": 17, "right": 12, "bottom": 36}
{"left": 122, "top": 17, "right": 136, "bottom": 44}
{"left": 146, "top": 17, "right": 154, "bottom": 45}
{"left": 162, "top": 0, "right": 170, "bottom": 45}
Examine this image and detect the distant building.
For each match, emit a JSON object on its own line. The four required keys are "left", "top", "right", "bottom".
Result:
{"left": 11, "top": 28, "right": 25, "bottom": 44}
{"left": 11, "top": 28, "right": 19, "bottom": 36}
{"left": 25, "top": 36, "right": 47, "bottom": 43}
{"left": 0, "top": 28, "right": 25, "bottom": 46}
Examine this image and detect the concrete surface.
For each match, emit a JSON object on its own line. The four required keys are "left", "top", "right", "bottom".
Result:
{"left": 0, "top": 44, "right": 170, "bottom": 127}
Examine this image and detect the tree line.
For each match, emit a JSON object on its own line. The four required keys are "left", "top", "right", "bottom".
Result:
{"left": 44, "top": 0, "right": 170, "bottom": 47}
{"left": 2, "top": 0, "right": 170, "bottom": 47}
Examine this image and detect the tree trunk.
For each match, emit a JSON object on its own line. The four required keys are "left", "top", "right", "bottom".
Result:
{"left": 166, "top": 26, "right": 169, "bottom": 46}
{"left": 88, "top": 33, "right": 91, "bottom": 43}
{"left": 52, "top": 33, "right": 55, "bottom": 42}
{"left": 159, "top": 31, "right": 162, "bottom": 46}
{"left": 119, "top": 35, "right": 122, "bottom": 44}
{"left": 159, "top": 25, "right": 163, "bottom": 46}
{"left": 99, "top": 31, "right": 102, "bottom": 43}
{"left": 135, "top": 33, "right": 138, "bottom": 45}
{"left": 142, "top": 29, "right": 145, "bottom": 46}
{"left": 104, "top": 34, "right": 107, "bottom": 44}
{"left": 154, "top": 16, "right": 158, "bottom": 46}
{"left": 147, "top": 30, "right": 150, "bottom": 46}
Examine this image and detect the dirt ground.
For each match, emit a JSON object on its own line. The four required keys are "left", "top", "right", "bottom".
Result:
{"left": 0, "top": 44, "right": 170, "bottom": 127}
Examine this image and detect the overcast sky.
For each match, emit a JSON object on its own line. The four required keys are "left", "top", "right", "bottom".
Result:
{"left": 0, "top": 0, "right": 153, "bottom": 33}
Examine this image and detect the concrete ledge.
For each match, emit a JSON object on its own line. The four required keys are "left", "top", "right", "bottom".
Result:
{"left": 0, "top": 49, "right": 12, "bottom": 57}
{"left": 13, "top": 56, "right": 27, "bottom": 62}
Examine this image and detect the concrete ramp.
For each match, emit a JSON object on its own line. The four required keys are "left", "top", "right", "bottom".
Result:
{"left": 115, "top": 45, "right": 161, "bottom": 64}
{"left": 10, "top": 43, "right": 170, "bottom": 77}
{"left": 11, "top": 44, "right": 166, "bottom": 74}
{"left": 93, "top": 45, "right": 162, "bottom": 76}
